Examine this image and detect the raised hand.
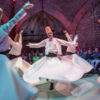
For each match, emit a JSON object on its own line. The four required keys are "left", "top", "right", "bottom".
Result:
{"left": 26, "top": 43, "right": 31, "bottom": 47}
{"left": 23, "top": 2, "right": 34, "bottom": 10}
{"left": 62, "top": 30, "right": 67, "bottom": 34}
{"left": 20, "top": 30, "right": 24, "bottom": 34}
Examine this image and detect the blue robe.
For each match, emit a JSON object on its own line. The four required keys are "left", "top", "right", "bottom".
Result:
{"left": 0, "top": 6, "right": 38, "bottom": 100}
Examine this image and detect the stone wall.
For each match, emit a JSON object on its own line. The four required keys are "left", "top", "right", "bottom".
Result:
{"left": 0, "top": 0, "right": 100, "bottom": 48}
{"left": 76, "top": 2, "right": 100, "bottom": 48}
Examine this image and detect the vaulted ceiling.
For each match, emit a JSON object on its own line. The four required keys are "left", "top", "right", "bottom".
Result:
{"left": 0, "top": 0, "right": 100, "bottom": 48}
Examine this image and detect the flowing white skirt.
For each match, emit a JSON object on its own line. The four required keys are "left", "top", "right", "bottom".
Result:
{"left": 11, "top": 57, "right": 30, "bottom": 73}
{"left": 23, "top": 55, "right": 93, "bottom": 84}
{"left": 72, "top": 54, "right": 93, "bottom": 73}
{"left": 12, "top": 70, "right": 38, "bottom": 100}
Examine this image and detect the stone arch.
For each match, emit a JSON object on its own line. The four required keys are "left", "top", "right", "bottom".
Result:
{"left": 16, "top": 0, "right": 100, "bottom": 35}
{"left": 15, "top": 3, "right": 70, "bottom": 32}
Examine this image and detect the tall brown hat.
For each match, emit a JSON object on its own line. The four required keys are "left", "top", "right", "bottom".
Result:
{"left": 0, "top": 8, "right": 3, "bottom": 20}
{"left": 45, "top": 26, "right": 53, "bottom": 34}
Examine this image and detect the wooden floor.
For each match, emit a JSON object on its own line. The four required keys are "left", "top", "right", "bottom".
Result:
{"left": 34, "top": 74, "right": 100, "bottom": 100}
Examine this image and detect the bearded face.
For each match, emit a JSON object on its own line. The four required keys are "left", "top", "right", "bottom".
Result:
{"left": 47, "top": 32, "right": 53, "bottom": 41}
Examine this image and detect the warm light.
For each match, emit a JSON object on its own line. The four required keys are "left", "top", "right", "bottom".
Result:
{"left": 12, "top": 0, "right": 16, "bottom": 3}
{"left": 98, "top": 19, "right": 100, "bottom": 23}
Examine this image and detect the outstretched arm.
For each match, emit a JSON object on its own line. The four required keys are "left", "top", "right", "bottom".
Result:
{"left": 0, "top": 2, "right": 34, "bottom": 36}
{"left": 57, "top": 38, "right": 75, "bottom": 47}
{"left": 18, "top": 30, "right": 24, "bottom": 44}
{"left": 63, "top": 30, "right": 72, "bottom": 42}
{"left": 27, "top": 40, "right": 46, "bottom": 48}
{"left": 8, "top": 36, "right": 18, "bottom": 47}
{"left": 9, "top": 30, "right": 24, "bottom": 47}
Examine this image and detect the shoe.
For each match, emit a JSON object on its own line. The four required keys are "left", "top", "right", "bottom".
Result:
{"left": 49, "top": 82, "right": 54, "bottom": 90}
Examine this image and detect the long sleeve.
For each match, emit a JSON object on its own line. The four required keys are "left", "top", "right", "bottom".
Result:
{"left": 56, "top": 38, "right": 74, "bottom": 47}
{"left": 9, "top": 36, "right": 22, "bottom": 56}
{"left": 19, "top": 33, "right": 22, "bottom": 44}
{"left": 28, "top": 40, "right": 46, "bottom": 48}
{"left": 65, "top": 33, "right": 72, "bottom": 42}
{"left": 65, "top": 34, "right": 77, "bottom": 53}
{"left": 8, "top": 37, "right": 18, "bottom": 47}
{"left": 0, "top": 8, "right": 26, "bottom": 37}
{"left": 8, "top": 36, "right": 22, "bottom": 51}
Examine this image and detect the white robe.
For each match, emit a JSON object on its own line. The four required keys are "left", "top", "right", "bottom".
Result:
{"left": 23, "top": 37, "right": 91, "bottom": 84}
{"left": 65, "top": 32, "right": 93, "bottom": 73}
{"left": 9, "top": 34, "right": 30, "bottom": 73}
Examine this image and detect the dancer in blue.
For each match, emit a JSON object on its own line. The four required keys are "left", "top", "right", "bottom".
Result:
{"left": 0, "top": 2, "right": 38, "bottom": 100}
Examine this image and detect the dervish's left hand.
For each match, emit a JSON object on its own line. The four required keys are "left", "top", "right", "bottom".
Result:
{"left": 23, "top": 2, "right": 34, "bottom": 10}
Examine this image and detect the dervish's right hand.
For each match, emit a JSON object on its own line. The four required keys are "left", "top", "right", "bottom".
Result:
{"left": 26, "top": 43, "right": 31, "bottom": 47}
{"left": 63, "top": 30, "right": 67, "bottom": 34}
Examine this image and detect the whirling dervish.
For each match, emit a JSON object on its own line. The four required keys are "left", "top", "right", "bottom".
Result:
{"left": 9, "top": 30, "right": 31, "bottom": 75}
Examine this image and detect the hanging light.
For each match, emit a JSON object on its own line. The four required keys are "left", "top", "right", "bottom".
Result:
{"left": 12, "top": 0, "right": 16, "bottom": 3}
